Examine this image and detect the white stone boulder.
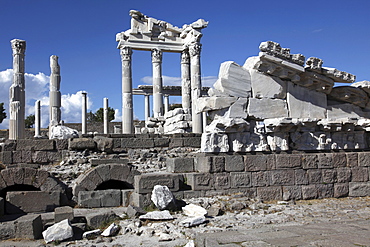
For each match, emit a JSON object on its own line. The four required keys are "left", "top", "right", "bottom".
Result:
{"left": 42, "top": 219, "right": 74, "bottom": 244}
{"left": 139, "top": 210, "right": 174, "bottom": 220}
{"left": 50, "top": 125, "right": 79, "bottom": 139}
{"left": 82, "top": 229, "right": 101, "bottom": 239}
{"left": 213, "top": 61, "right": 251, "bottom": 98}
{"left": 151, "top": 185, "right": 176, "bottom": 210}
{"left": 182, "top": 204, "right": 207, "bottom": 217}
{"left": 197, "top": 96, "right": 237, "bottom": 114}
{"left": 101, "top": 222, "right": 120, "bottom": 237}
{"left": 180, "top": 216, "right": 206, "bottom": 227}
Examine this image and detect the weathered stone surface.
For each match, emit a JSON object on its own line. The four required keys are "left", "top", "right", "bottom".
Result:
{"left": 336, "top": 168, "right": 352, "bottom": 183}
{"left": 206, "top": 117, "right": 249, "bottom": 133}
{"left": 186, "top": 173, "right": 213, "bottom": 191}
{"left": 225, "top": 155, "right": 244, "bottom": 172}
{"left": 349, "top": 182, "right": 370, "bottom": 197}
{"left": 54, "top": 206, "right": 74, "bottom": 223}
{"left": 322, "top": 67, "right": 356, "bottom": 83}
{"left": 201, "top": 133, "right": 229, "bottom": 152}
{"left": 351, "top": 167, "right": 369, "bottom": 182}
{"left": 6, "top": 191, "right": 60, "bottom": 214}
{"left": 307, "top": 169, "right": 322, "bottom": 184}
{"left": 251, "top": 171, "right": 270, "bottom": 187}
{"left": 256, "top": 186, "right": 282, "bottom": 201}
{"left": 15, "top": 214, "right": 43, "bottom": 239}
{"left": 197, "top": 96, "right": 237, "bottom": 113}
{"left": 101, "top": 223, "right": 120, "bottom": 237}
{"left": 352, "top": 80, "right": 370, "bottom": 96}
{"left": 180, "top": 216, "right": 206, "bottom": 227}
{"left": 245, "top": 154, "right": 275, "bottom": 171}
{"left": 68, "top": 138, "right": 96, "bottom": 150}
{"left": 134, "top": 173, "right": 180, "bottom": 194}
{"left": 151, "top": 185, "right": 176, "bottom": 210}
{"left": 85, "top": 211, "right": 120, "bottom": 229}
{"left": 83, "top": 229, "right": 101, "bottom": 239}
{"left": 139, "top": 210, "right": 174, "bottom": 220}
{"left": 122, "top": 138, "right": 154, "bottom": 148}
{"left": 182, "top": 204, "right": 207, "bottom": 217}
{"left": 50, "top": 125, "right": 79, "bottom": 139}
{"left": 334, "top": 183, "right": 349, "bottom": 197}
{"left": 270, "top": 170, "right": 295, "bottom": 186}
{"left": 282, "top": 186, "right": 302, "bottom": 201}
{"left": 94, "top": 136, "right": 113, "bottom": 153}
{"left": 295, "top": 169, "right": 308, "bottom": 185}
{"left": 0, "top": 221, "right": 16, "bottom": 240}
{"left": 249, "top": 69, "right": 287, "bottom": 99}
{"left": 318, "top": 153, "right": 333, "bottom": 168}
{"left": 230, "top": 172, "right": 251, "bottom": 188}
{"left": 247, "top": 98, "right": 288, "bottom": 119}
{"left": 328, "top": 86, "right": 368, "bottom": 108}
{"left": 78, "top": 190, "right": 122, "bottom": 208}
{"left": 327, "top": 103, "right": 369, "bottom": 119}
{"left": 317, "top": 184, "right": 334, "bottom": 198}
{"left": 214, "top": 173, "right": 230, "bottom": 190}
{"left": 302, "top": 185, "right": 318, "bottom": 200}
{"left": 275, "top": 154, "right": 301, "bottom": 169}
{"left": 322, "top": 169, "right": 336, "bottom": 184}
{"left": 287, "top": 82, "right": 327, "bottom": 119}
{"left": 166, "top": 157, "right": 194, "bottom": 173}
{"left": 42, "top": 219, "right": 73, "bottom": 244}
{"left": 213, "top": 61, "right": 251, "bottom": 98}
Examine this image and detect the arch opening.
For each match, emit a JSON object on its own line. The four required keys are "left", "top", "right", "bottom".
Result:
{"left": 95, "top": 180, "right": 134, "bottom": 190}
{"left": 0, "top": 184, "right": 40, "bottom": 198}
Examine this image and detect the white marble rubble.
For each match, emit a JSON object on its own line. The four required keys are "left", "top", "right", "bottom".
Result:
{"left": 151, "top": 185, "right": 176, "bottom": 210}
{"left": 42, "top": 219, "right": 74, "bottom": 244}
{"left": 182, "top": 204, "right": 207, "bottom": 217}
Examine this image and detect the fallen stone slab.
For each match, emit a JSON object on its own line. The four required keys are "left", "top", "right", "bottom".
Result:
{"left": 139, "top": 210, "right": 174, "bottom": 220}
{"left": 180, "top": 216, "right": 206, "bottom": 227}
{"left": 182, "top": 204, "right": 207, "bottom": 217}
{"left": 82, "top": 229, "right": 102, "bottom": 239}
{"left": 42, "top": 219, "right": 74, "bottom": 244}
{"left": 151, "top": 185, "right": 176, "bottom": 210}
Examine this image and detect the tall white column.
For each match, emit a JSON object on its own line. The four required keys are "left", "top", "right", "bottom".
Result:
{"left": 120, "top": 46, "right": 134, "bottom": 134}
{"left": 189, "top": 44, "right": 203, "bottom": 133}
{"left": 103, "top": 97, "right": 109, "bottom": 134}
{"left": 81, "top": 92, "right": 87, "bottom": 134}
{"left": 144, "top": 94, "right": 150, "bottom": 125}
{"left": 181, "top": 50, "right": 191, "bottom": 114}
{"left": 34, "top": 100, "right": 41, "bottom": 138}
{"left": 152, "top": 48, "right": 163, "bottom": 118}
{"left": 9, "top": 39, "right": 26, "bottom": 140}
{"left": 49, "top": 55, "right": 61, "bottom": 126}
{"left": 164, "top": 94, "right": 169, "bottom": 114}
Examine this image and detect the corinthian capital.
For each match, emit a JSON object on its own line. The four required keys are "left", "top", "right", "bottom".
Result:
{"left": 11, "top": 39, "right": 26, "bottom": 55}
{"left": 181, "top": 50, "right": 190, "bottom": 64}
{"left": 120, "top": 46, "right": 132, "bottom": 61}
{"left": 151, "top": 48, "right": 162, "bottom": 63}
{"left": 189, "top": 44, "right": 202, "bottom": 57}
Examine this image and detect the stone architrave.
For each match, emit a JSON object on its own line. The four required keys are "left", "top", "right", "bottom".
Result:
{"left": 352, "top": 80, "right": 370, "bottom": 96}
{"left": 152, "top": 48, "right": 164, "bottom": 117}
{"left": 81, "top": 92, "right": 87, "bottom": 134}
{"left": 201, "top": 133, "right": 229, "bottom": 152}
{"left": 9, "top": 39, "right": 26, "bottom": 140}
{"left": 213, "top": 61, "right": 251, "bottom": 98}
{"left": 49, "top": 55, "right": 61, "bottom": 127}
{"left": 120, "top": 46, "right": 134, "bottom": 134}
{"left": 181, "top": 50, "right": 191, "bottom": 114}
{"left": 189, "top": 44, "right": 203, "bottom": 133}
{"left": 287, "top": 82, "right": 327, "bottom": 119}
{"left": 34, "top": 100, "right": 41, "bottom": 138}
{"left": 328, "top": 86, "right": 369, "bottom": 108}
{"left": 247, "top": 98, "right": 289, "bottom": 119}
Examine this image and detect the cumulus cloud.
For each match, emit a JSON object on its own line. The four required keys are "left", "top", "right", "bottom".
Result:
{"left": 140, "top": 75, "right": 217, "bottom": 87}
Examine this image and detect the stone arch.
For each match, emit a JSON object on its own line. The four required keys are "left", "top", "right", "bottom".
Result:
{"left": 72, "top": 163, "right": 141, "bottom": 197}
{"left": 0, "top": 167, "right": 66, "bottom": 197}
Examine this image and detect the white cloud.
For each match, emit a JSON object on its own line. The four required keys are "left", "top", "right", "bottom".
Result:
{"left": 140, "top": 75, "right": 217, "bottom": 87}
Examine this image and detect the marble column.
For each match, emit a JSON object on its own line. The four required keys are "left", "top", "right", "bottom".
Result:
{"left": 34, "top": 100, "right": 41, "bottom": 138}
{"left": 103, "top": 97, "right": 109, "bottom": 134}
{"left": 189, "top": 44, "right": 203, "bottom": 133}
{"left": 120, "top": 46, "right": 134, "bottom": 134}
{"left": 49, "top": 55, "right": 61, "bottom": 127}
{"left": 144, "top": 94, "right": 150, "bottom": 125}
{"left": 181, "top": 50, "right": 191, "bottom": 114}
{"left": 164, "top": 94, "right": 169, "bottom": 114}
{"left": 9, "top": 39, "right": 26, "bottom": 140}
{"left": 81, "top": 92, "right": 87, "bottom": 134}
{"left": 152, "top": 48, "right": 163, "bottom": 118}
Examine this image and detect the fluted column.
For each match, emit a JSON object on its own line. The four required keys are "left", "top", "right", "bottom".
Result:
{"left": 103, "top": 97, "right": 109, "bottom": 134}
{"left": 34, "top": 100, "right": 41, "bottom": 138}
{"left": 9, "top": 39, "right": 26, "bottom": 140}
{"left": 164, "top": 94, "right": 169, "bottom": 114}
{"left": 120, "top": 46, "right": 134, "bottom": 134}
{"left": 189, "top": 44, "right": 203, "bottom": 133}
{"left": 81, "top": 92, "right": 87, "bottom": 134}
{"left": 144, "top": 94, "right": 150, "bottom": 125}
{"left": 181, "top": 50, "right": 191, "bottom": 114}
{"left": 152, "top": 48, "right": 163, "bottom": 118}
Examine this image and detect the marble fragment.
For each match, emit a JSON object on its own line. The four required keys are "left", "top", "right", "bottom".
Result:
{"left": 139, "top": 210, "right": 174, "bottom": 220}
{"left": 201, "top": 133, "right": 229, "bottom": 152}
{"left": 182, "top": 204, "right": 207, "bottom": 217}
{"left": 180, "top": 216, "right": 206, "bottom": 227}
{"left": 247, "top": 98, "right": 289, "bottom": 119}
{"left": 328, "top": 86, "right": 369, "bottom": 108}
{"left": 42, "top": 219, "right": 73, "bottom": 244}
{"left": 151, "top": 185, "right": 176, "bottom": 210}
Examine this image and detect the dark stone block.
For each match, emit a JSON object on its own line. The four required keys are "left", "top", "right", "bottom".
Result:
{"left": 245, "top": 154, "right": 275, "bottom": 171}
{"left": 213, "top": 173, "right": 230, "bottom": 190}
{"left": 358, "top": 152, "right": 370, "bottom": 167}
{"left": 166, "top": 157, "right": 194, "bottom": 173}
{"left": 257, "top": 186, "right": 282, "bottom": 201}
{"left": 275, "top": 154, "right": 301, "bottom": 169}
{"left": 251, "top": 171, "right": 270, "bottom": 187}
{"left": 346, "top": 153, "right": 358, "bottom": 167}
{"left": 307, "top": 169, "right": 322, "bottom": 184}
{"left": 122, "top": 138, "right": 154, "bottom": 149}
{"left": 332, "top": 153, "right": 346, "bottom": 167}
{"left": 351, "top": 167, "right": 369, "bottom": 182}
{"left": 336, "top": 168, "right": 352, "bottom": 183}
{"left": 302, "top": 185, "right": 318, "bottom": 200}
{"left": 301, "top": 154, "right": 319, "bottom": 169}
{"left": 318, "top": 153, "right": 333, "bottom": 168}
{"left": 295, "top": 169, "right": 308, "bottom": 185}
{"left": 169, "top": 138, "right": 183, "bottom": 148}
{"left": 230, "top": 172, "right": 251, "bottom": 188}
{"left": 283, "top": 186, "right": 302, "bottom": 200}
{"left": 225, "top": 155, "right": 244, "bottom": 172}
{"left": 154, "top": 138, "right": 170, "bottom": 147}
{"left": 183, "top": 137, "right": 201, "bottom": 148}
{"left": 322, "top": 169, "right": 337, "bottom": 183}
{"left": 334, "top": 183, "right": 349, "bottom": 197}
{"left": 270, "top": 170, "right": 295, "bottom": 186}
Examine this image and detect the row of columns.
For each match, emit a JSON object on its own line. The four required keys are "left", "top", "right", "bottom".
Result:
{"left": 120, "top": 45, "right": 203, "bottom": 134}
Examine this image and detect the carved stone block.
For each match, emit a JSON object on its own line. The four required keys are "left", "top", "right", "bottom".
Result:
{"left": 230, "top": 172, "right": 251, "bottom": 188}
{"left": 247, "top": 98, "right": 288, "bottom": 119}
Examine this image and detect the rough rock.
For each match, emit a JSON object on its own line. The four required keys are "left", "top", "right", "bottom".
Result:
{"left": 352, "top": 80, "right": 370, "bottom": 96}
{"left": 328, "top": 86, "right": 368, "bottom": 108}
{"left": 139, "top": 210, "right": 174, "bottom": 220}
{"left": 180, "top": 216, "right": 206, "bottom": 227}
{"left": 151, "top": 185, "right": 176, "bottom": 210}
{"left": 42, "top": 219, "right": 74, "bottom": 243}
{"left": 82, "top": 229, "right": 102, "bottom": 239}
{"left": 182, "top": 204, "right": 207, "bottom": 217}
{"left": 49, "top": 125, "right": 79, "bottom": 139}
{"left": 126, "top": 205, "right": 147, "bottom": 218}
{"left": 101, "top": 222, "right": 120, "bottom": 237}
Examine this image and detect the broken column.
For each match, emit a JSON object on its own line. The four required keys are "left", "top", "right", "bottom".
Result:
{"left": 34, "top": 100, "right": 41, "bottom": 138}
{"left": 9, "top": 39, "right": 26, "bottom": 140}
{"left": 189, "top": 44, "right": 203, "bottom": 133}
{"left": 49, "top": 55, "right": 61, "bottom": 128}
{"left": 103, "top": 97, "right": 109, "bottom": 134}
{"left": 181, "top": 50, "right": 191, "bottom": 114}
{"left": 144, "top": 94, "right": 150, "bottom": 125}
{"left": 120, "top": 46, "right": 134, "bottom": 134}
{"left": 152, "top": 48, "right": 164, "bottom": 118}
{"left": 164, "top": 94, "right": 169, "bottom": 114}
{"left": 81, "top": 92, "right": 87, "bottom": 134}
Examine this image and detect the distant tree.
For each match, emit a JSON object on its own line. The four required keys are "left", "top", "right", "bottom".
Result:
{"left": 86, "top": 111, "right": 97, "bottom": 124}
{"left": 25, "top": 114, "right": 35, "bottom": 128}
{"left": 0, "top": 103, "right": 6, "bottom": 124}
{"left": 94, "top": 107, "right": 115, "bottom": 122}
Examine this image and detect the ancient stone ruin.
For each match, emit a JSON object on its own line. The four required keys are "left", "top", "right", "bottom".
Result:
{"left": 1, "top": 10, "right": 370, "bottom": 245}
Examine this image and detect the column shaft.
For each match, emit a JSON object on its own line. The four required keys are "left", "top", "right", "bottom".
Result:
{"left": 81, "top": 92, "right": 87, "bottom": 134}
{"left": 34, "top": 100, "right": 41, "bottom": 137}
{"left": 189, "top": 44, "right": 203, "bottom": 133}
{"left": 121, "top": 47, "right": 134, "bottom": 134}
{"left": 144, "top": 94, "right": 150, "bottom": 124}
{"left": 152, "top": 48, "right": 163, "bottom": 118}
{"left": 181, "top": 50, "right": 191, "bottom": 114}
{"left": 103, "top": 97, "right": 109, "bottom": 134}
{"left": 164, "top": 95, "right": 169, "bottom": 114}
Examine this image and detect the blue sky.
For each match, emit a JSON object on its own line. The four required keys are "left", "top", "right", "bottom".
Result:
{"left": 1, "top": 0, "right": 370, "bottom": 128}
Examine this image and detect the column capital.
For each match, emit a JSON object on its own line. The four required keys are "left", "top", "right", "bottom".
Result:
{"left": 151, "top": 48, "right": 162, "bottom": 63}
{"left": 120, "top": 46, "right": 132, "bottom": 61}
{"left": 11, "top": 39, "right": 26, "bottom": 55}
{"left": 181, "top": 50, "right": 190, "bottom": 64}
{"left": 189, "top": 43, "right": 202, "bottom": 57}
